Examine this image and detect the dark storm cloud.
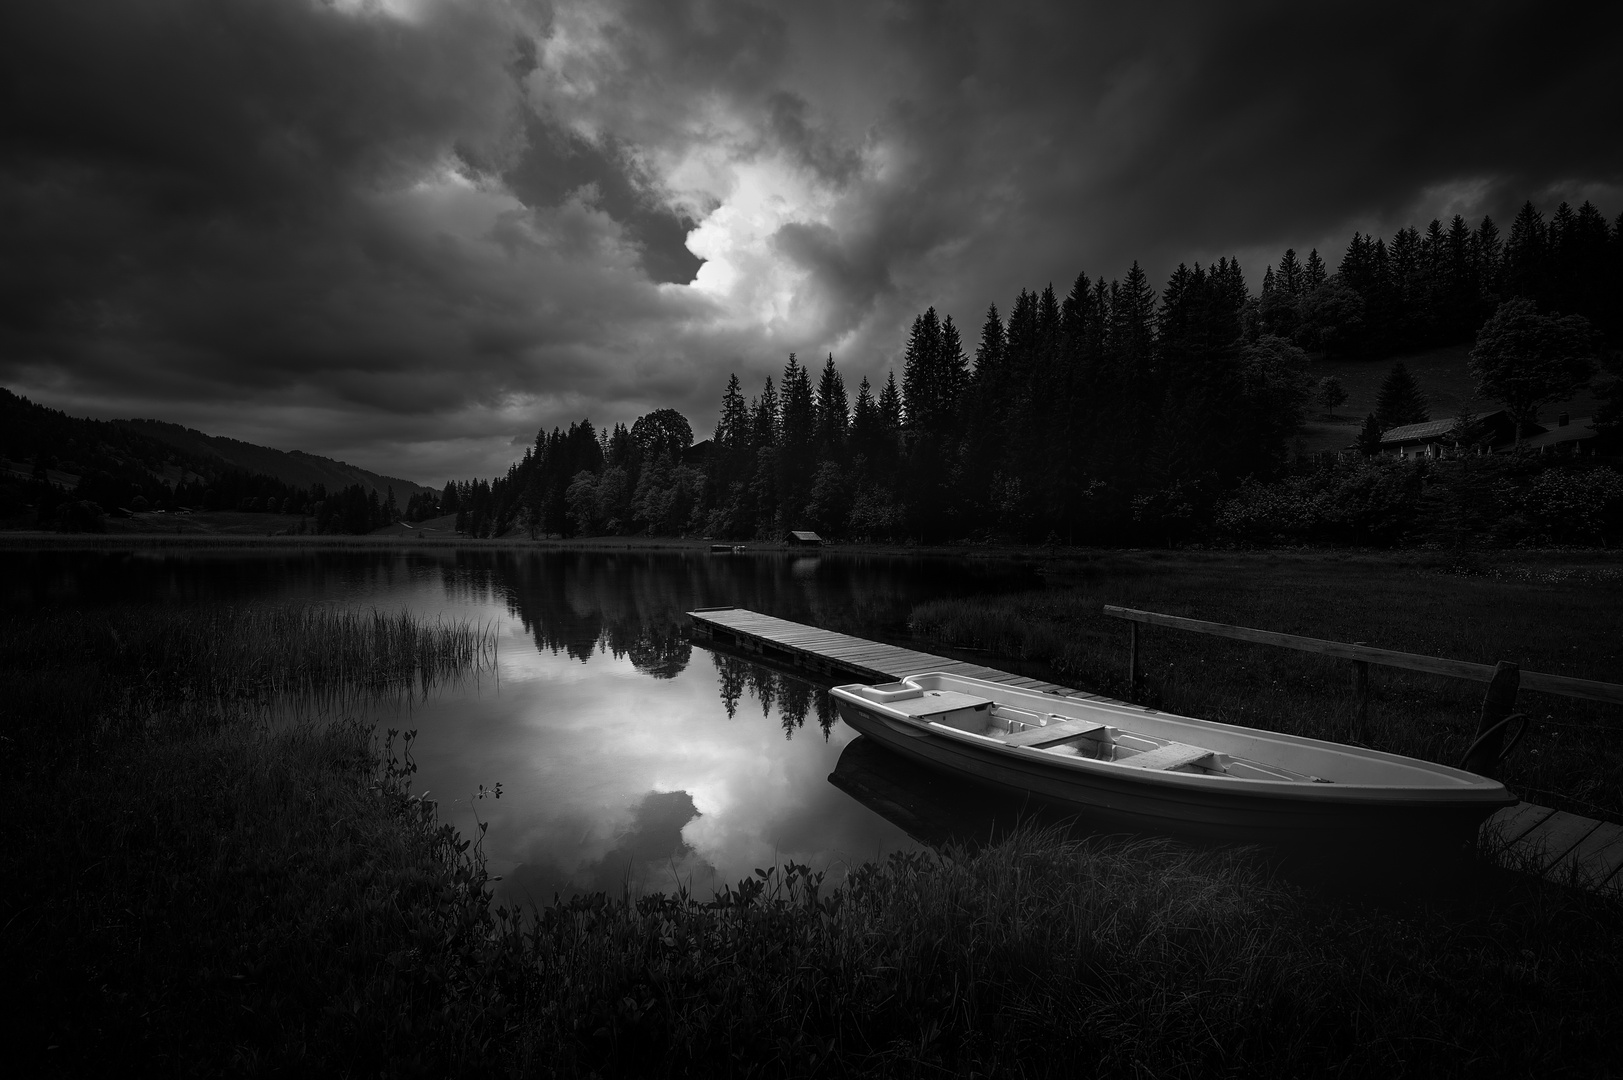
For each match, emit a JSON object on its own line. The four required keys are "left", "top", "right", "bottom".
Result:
{"left": 502, "top": 116, "right": 702, "bottom": 284}
{"left": 860, "top": 0, "right": 1622, "bottom": 301}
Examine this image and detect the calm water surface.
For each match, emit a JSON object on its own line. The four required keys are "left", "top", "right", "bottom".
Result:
{"left": 14, "top": 547, "right": 1044, "bottom": 904}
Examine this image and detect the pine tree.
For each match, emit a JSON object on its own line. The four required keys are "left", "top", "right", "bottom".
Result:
{"left": 1474, "top": 216, "right": 1502, "bottom": 300}
{"left": 716, "top": 374, "right": 748, "bottom": 452}
{"left": 938, "top": 315, "right": 968, "bottom": 420}
{"left": 1304, "top": 248, "right": 1327, "bottom": 290}
{"left": 1111, "top": 262, "right": 1156, "bottom": 378}
{"left": 779, "top": 354, "right": 815, "bottom": 456}
{"left": 1503, "top": 201, "right": 1548, "bottom": 304}
{"left": 813, "top": 354, "right": 849, "bottom": 458}
{"left": 878, "top": 371, "right": 902, "bottom": 432}
{"left": 901, "top": 307, "right": 944, "bottom": 429}
{"left": 1277, "top": 249, "right": 1303, "bottom": 297}
{"left": 1356, "top": 413, "right": 1384, "bottom": 455}
{"left": 1374, "top": 361, "right": 1429, "bottom": 429}
{"left": 973, "top": 303, "right": 1006, "bottom": 379}
{"left": 751, "top": 377, "right": 778, "bottom": 448}
{"left": 849, "top": 376, "right": 879, "bottom": 462}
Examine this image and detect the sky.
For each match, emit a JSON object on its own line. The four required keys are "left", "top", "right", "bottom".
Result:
{"left": 2, "top": 0, "right": 1620, "bottom": 485}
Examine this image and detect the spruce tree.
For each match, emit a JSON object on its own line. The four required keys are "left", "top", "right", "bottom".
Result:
{"left": 938, "top": 315, "right": 968, "bottom": 420}
{"left": 716, "top": 374, "right": 748, "bottom": 453}
{"left": 1304, "top": 248, "right": 1327, "bottom": 290}
{"left": 779, "top": 354, "right": 815, "bottom": 455}
{"left": 1356, "top": 413, "right": 1384, "bottom": 455}
{"left": 849, "top": 376, "right": 879, "bottom": 462}
{"left": 1503, "top": 201, "right": 1548, "bottom": 303}
{"left": 901, "top": 307, "right": 944, "bottom": 429}
{"left": 1474, "top": 216, "right": 1501, "bottom": 299}
{"left": 1374, "top": 361, "right": 1430, "bottom": 429}
{"left": 751, "top": 377, "right": 778, "bottom": 448}
{"left": 1277, "top": 249, "right": 1303, "bottom": 296}
{"left": 877, "top": 372, "right": 902, "bottom": 434}
{"left": 813, "top": 354, "right": 849, "bottom": 457}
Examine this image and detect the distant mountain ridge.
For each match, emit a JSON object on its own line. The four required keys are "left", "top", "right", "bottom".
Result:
{"left": 116, "top": 418, "right": 434, "bottom": 501}
{"left": 0, "top": 386, "right": 432, "bottom": 503}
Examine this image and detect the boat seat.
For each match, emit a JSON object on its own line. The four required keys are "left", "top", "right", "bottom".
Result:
{"left": 1002, "top": 718, "right": 1109, "bottom": 747}
{"left": 1121, "top": 742, "right": 1216, "bottom": 771}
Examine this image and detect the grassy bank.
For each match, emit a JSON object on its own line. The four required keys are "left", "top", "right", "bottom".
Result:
{"left": 907, "top": 549, "right": 1623, "bottom": 822}
{"left": 1, "top": 605, "right": 505, "bottom": 1075}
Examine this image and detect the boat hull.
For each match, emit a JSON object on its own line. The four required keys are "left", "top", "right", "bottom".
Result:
{"left": 832, "top": 676, "right": 1515, "bottom": 851}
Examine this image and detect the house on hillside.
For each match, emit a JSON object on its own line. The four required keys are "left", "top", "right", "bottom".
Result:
{"left": 1376, "top": 411, "right": 1600, "bottom": 459}
{"left": 1378, "top": 411, "right": 1514, "bottom": 459}
{"left": 785, "top": 530, "right": 823, "bottom": 548}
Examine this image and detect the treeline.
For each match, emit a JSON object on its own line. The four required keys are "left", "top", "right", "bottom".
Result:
{"left": 442, "top": 198, "right": 1622, "bottom": 546}
{"left": 1262, "top": 199, "right": 1622, "bottom": 357}
{"left": 437, "top": 409, "right": 703, "bottom": 539}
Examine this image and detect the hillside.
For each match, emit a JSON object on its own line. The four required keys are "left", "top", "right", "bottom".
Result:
{"left": 117, "top": 418, "right": 433, "bottom": 501}
{"left": 0, "top": 387, "right": 432, "bottom": 507}
{"left": 1297, "top": 344, "right": 1607, "bottom": 456}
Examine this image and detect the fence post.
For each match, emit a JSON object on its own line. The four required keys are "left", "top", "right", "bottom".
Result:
{"left": 1465, "top": 661, "right": 1520, "bottom": 777}
{"left": 1351, "top": 660, "right": 1370, "bottom": 742}
{"left": 1128, "top": 621, "right": 1140, "bottom": 698}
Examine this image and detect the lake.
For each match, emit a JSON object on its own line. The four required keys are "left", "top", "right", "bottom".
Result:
{"left": 10, "top": 545, "right": 1045, "bottom": 905}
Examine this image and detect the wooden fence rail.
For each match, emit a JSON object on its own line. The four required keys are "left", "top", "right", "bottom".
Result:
{"left": 1102, "top": 605, "right": 1623, "bottom": 709}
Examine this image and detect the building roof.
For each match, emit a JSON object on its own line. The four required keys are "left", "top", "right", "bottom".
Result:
{"left": 787, "top": 530, "right": 822, "bottom": 541}
{"left": 1380, "top": 415, "right": 1477, "bottom": 446}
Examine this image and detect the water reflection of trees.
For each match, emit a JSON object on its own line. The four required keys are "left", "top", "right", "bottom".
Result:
{"left": 442, "top": 549, "right": 1037, "bottom": 674}
{"left": 711, "top": 653, "right": 838, "bottom": 740}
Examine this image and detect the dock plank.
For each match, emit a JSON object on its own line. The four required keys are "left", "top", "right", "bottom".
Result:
{"left": 1486, "top": 802, "right": 1555, "bottom": 847}
{"left": 1517, "top": 811, "right": 1603, "bottom": 873}
{"left": 1545, "top": 822, "right": 1623, "bottom": 888}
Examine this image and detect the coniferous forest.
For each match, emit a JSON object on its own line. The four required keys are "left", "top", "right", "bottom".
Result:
{"left": 435, "top": 199, "right": 1623, "bottom": 546}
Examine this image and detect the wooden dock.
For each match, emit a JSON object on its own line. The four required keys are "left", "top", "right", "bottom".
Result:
{"left": 687, "top": 606, "right": 1623, "bottom": 898}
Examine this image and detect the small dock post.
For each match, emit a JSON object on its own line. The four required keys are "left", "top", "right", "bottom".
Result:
{"left": 1343, "top": 656, "right": 1369, "bottom": 740}
{"left": 1128, "top": 622, "right": 1140, "bottom": 698}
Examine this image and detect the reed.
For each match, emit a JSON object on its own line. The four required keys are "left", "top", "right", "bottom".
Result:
{"left": 1, "top": 603, "right": 504, "bottom": 1075}
{"left": 0, "top": 604, "right": 496, "bottom": 771}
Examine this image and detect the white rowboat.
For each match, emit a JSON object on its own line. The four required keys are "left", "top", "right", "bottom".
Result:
{"left": 829, "top": 673, "right": 1516, "bottom": 849}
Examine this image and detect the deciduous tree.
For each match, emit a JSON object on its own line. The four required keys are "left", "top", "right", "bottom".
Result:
{"left": 1469, "top": 297, "right": 1598, "bottom": 442}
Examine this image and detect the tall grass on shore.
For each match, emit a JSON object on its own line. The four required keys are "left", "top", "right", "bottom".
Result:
{"left": 907, "top": 550, "right": 1623, "bottom": 821}
{"left": 1, "top": 603, "right": 505, "bottom": 1074}
{"left": 503, "top": 824, "right": 1623, "bottom": 1078}
{"left": 2, "top": 604, "right": 496, "bottom": 772}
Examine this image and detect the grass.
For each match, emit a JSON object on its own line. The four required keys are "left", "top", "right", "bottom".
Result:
{"left": 1, "top": 604, "right": 504, "bottom": 1075}
{"left": 499, "top": 826, "right": 1623, "bottom": 1079}
{"left": 906, "top": 548, "right": 1623, "bottom": 821}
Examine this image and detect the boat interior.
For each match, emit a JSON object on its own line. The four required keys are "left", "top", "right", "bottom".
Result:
{"left": 852, "top": 683, "right": 1328, "bottom": 783}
